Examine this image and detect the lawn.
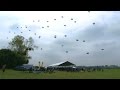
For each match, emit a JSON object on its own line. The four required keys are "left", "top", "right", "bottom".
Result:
{"left": 0, "top": 69, "right": 120, "bottom": 79}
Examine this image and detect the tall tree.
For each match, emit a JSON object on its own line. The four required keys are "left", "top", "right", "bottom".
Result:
{"left": 8, "top": 35, "right": 38, "bottom": 64}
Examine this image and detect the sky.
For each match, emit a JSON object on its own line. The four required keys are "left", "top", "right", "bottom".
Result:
{"left": 0, "top": 11, "right": 120, "bottom": 67}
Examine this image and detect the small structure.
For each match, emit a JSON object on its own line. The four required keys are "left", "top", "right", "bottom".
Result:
{"left": 22, "top": 64, "right": 33, "bottom": 70}
{"left": 15, "top": 64, "right": 33, "bottom": 71}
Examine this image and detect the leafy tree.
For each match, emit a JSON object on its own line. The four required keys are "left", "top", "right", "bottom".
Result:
{"left": 8, "top": 35, "right": 38, "bottom": 64}
{"left": 0, "top": 49, "right": 26, "bottom": 68}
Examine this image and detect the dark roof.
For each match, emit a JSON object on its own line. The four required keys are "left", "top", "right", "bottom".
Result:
{"left": 58, "top": 61, "right": 75, "bottom": 66}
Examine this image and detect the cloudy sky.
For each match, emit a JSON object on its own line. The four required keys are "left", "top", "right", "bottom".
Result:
{"left": 0, "top": 11, "right": 120, "bottom": 67}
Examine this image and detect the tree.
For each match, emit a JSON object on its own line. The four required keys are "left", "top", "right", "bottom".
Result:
{"left": 0, "top": 49, "right": 26, "bottom": 68}
{"left": 8, "top": 35, "right": 38, "bottom": 64}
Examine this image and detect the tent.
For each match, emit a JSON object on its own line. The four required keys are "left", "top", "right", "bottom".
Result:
{"left": 48, "top": 61, "right": 76, "bottom": 67}
{"left": 47, "top": 61, "right": 76, "bottom": 71}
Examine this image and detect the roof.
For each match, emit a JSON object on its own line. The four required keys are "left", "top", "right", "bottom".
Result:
{"left": 15, "top": 64, "right": 33, "bottom": 70}
{"left": 23, "top": 64, "right": 33, "bottom": 67}
{"left": 23, "top": 64, "right": 33, "bottom": 66}
{"left": 48, "top": 61, "right": 75, "bottom": 67}
{"left": 48, "top": 62, "right": 65, "bottom": 67}
{"left": 22, "top": 64, "right": 33, "bottom": 69}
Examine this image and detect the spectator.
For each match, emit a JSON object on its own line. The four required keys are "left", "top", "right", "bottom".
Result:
{"left": 2, "top": 64, "right": 6, "bottom": 72}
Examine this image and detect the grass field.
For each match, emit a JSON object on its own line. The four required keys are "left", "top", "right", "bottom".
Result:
{"left": 0, "top": 69, "right": 120, "bottom": 79}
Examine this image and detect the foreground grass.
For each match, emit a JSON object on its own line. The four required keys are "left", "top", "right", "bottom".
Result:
{"left": 0, "top": 69, "right": 120, "bottom": 79}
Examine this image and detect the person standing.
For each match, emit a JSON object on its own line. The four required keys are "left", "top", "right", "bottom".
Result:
{"left": 2, "top": 64, "right": 6, "bottom": 72}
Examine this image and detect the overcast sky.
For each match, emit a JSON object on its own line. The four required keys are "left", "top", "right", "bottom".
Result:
{"left": 0, "top": 11, "right": 120, "bottom": 67}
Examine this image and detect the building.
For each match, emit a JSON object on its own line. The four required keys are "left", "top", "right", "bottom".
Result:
{"left": 15, "top": 64, "right": 33, "bottom": 71}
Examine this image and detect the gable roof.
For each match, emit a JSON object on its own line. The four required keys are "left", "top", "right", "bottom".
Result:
{"left": 48, "top": 62, "right": 65, "bottom": 67}
{"left": 48, "top": 61, "right": 75, "bottom": 67}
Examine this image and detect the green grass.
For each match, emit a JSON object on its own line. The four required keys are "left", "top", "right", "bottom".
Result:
{"left": 0, "top": 69, "right": 120, "bottom": 79}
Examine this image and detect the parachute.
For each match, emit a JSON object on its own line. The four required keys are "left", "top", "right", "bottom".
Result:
{"left": 66, "top": 51, "right": 68, "bottom": 53}
{"left": 83, "top": 40, "right": 85, "bottom": 42}
{"left": 64, "top": 35, "right": 67, "bottom": 37}
{"left": 86, "top": 52, "right": 89, "bottom": 54}
{"left": 76, "top": 39, "right": 79, "bottom": 41}
{"left": 54, "top": 35, "right": 56, "bottom": 38}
